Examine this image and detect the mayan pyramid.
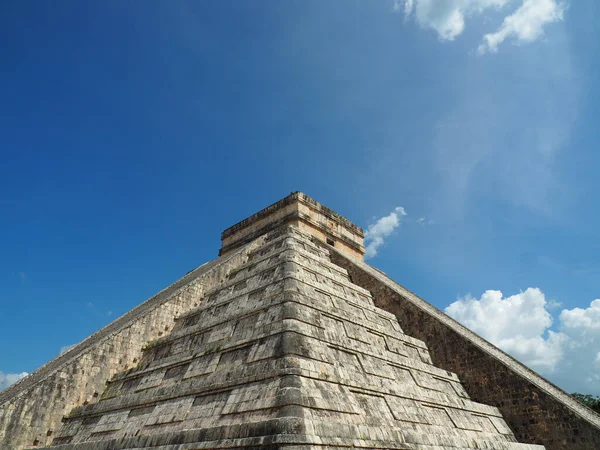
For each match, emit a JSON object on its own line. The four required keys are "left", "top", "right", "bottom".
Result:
{"left": 1, "top": 193, "right": 599, "bottom": 450}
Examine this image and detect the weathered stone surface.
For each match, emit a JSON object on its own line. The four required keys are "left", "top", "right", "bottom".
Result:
{"left": 328, "top": 245, "right": 600, "bottom": 450}
{"left": 39, "top": 227, "right": 541, "bottom": 450}
{"left": 220, "top": 192, "right": 365, "bottom": 261}
{"left": 0, "top": 238, "right": 265, "bottom": 449}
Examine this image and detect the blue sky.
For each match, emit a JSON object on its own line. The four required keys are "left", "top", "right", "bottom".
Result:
{"left": 1, "top": 1, "right": 599, "bottom": 395}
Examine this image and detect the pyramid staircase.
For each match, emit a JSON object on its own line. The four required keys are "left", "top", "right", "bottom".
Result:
{"left": 44, "top": 226, "right": 543, "bottom": 450}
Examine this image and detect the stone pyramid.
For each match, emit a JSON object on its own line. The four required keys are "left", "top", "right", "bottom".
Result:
{"left": 2, "top": 192, "right": 599, "bottom": 450}
{"left": 45, "top": 225, "right": 540, "bottom": 450}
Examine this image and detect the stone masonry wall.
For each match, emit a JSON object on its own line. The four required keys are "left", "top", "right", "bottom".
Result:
{"left": 328, "top": 247, "right": 600, "bottom": 450}
{"left": 41, "top": 226, "right": 542, "bottom": 450}
{"left": 0, "top": 239, "right": 263, "bottom": 450}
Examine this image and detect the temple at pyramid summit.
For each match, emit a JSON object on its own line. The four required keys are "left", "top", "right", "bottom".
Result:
{"left": 2, "top": 192, "right": 600, "bottom": 450}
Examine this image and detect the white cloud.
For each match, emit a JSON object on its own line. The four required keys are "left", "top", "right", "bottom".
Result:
{"left": 364, "top": 207, "right": 407, "bottom": 259}
{"left": 0, "top": 371, "right": 28, "bottom": 392}
{"left": 559, "top": 300, "right": 600, "bottom": 332}
{"left": 397, "top": 0, "right": 566, "bottom": 53}
{"left": 398, "top": 0, "right": 511, "bottom": 41}
{"left": 554, "top": 300, "right": 600, "bottom": 392}
{"left": 446, "top": 289, "right": 600, "bottom": 394}
{"left": 446, "top": 288, "right": 566, "bottom": 372}
{"left": 478, "top": 0, "right": 567, "bottom": 54}
{"left": 17, "top": 271, "right": 27, "bottom": 283}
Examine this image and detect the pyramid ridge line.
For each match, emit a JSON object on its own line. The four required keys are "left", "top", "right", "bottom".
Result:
{"left": 72, "top": 366, "right": 374, "bottom": 422}
{"left": 137, "top": 288, "right": 287, "bottom": 352}
{"left": 52, "top": 378, "right": 531, "bottom": 450}
{"left": 246, "top": 225, "right": 350, "bottom": 273}
{"left": 190, "top": 247, "right": 293, "bottom": 300}
{"left": 139, "top": 286, "right": 427, "bottom": 373}
{"left": 196, "top": 234, "right": 355, "bottom": 303}
{"left": 164, "top": 287, "right": 373, "bottom": 354}
{"left": 244, "top": 240, "right": 351, "bottom": 282}
{"left": 104, "top": 322, "right": 465, "bottom": 411}
{"left": 171, "top": 280, "right": 404, "bottom": 350}
{"left": 249, "top": 227, "right": 329, "bottom": 256}
{"left": 65, "top": 322, "right": 484, "bottom": 421}
{"left": 143, "top": 262, "right": 380, "bottom": 351}
{"left": 109, "top": 293, "right": 435, "bottom": 386}
{"left": 110, "top": 315, "right": 456, "bottom": 396}
{"left": 66, "top": 378, "right": 506, "bottom": 445}
{"left": 112, "top": 313, "right": 298, "bottom": 381}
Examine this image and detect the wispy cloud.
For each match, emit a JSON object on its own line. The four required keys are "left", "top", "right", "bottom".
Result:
{"left": 416, "top": 217, "right": 434, "bottom": 226}
{"left": 364, "top": 207, "right": 407, "bottom": 258}
{"left": 398, "top": 0, "right": 509, "bottom": 41}
{"left": 59, "top": 344, "right": 77, "bottom": 355}
{"left": 478, "top": 0, "right": 567, "bottom": 54}
{"left": 17, "top": 272, "right": 27, "bottom": 284}
{"left": 396, "top": 0, "right": 567, "bottom": 53}
{"left": 0, "top": 371, "right": 28, "bottom": 392}
{"left": 430, "top": 24, "right": 578, "bottom": 219}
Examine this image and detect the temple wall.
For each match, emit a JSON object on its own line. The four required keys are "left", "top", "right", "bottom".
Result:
{"left": 0, "top": 240, "right": 261, "bottom": 450}
{"left": 297, "top": 201, "right": 364, "bottom": 254}
{"left": 296, "top": 220, "right": 363, "bottom": 261}
{"left": 220, "top": 192, "right": 365, "bottom": 260}
{"left": 221, "top": 202, "right": 297, "bottom": 252}
{"left": 329, "top": 247, "right": 600, "bottom": 450}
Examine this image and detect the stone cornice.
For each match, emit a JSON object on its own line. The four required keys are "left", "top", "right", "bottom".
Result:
{"left": 221, "top": 192, "right": 364, "bottom": 240}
